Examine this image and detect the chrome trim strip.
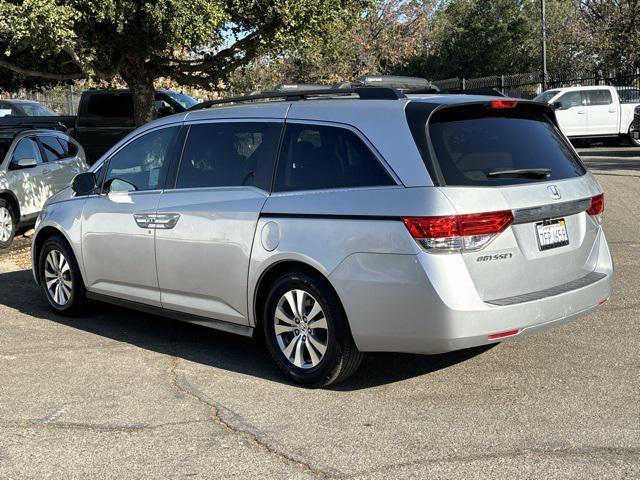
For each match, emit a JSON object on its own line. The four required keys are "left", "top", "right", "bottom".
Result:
{"left": 512, "top": 198, "right": 591, "bottom": 224}
{"left": 486, "top": 271, "right": 607, "bottom": 306}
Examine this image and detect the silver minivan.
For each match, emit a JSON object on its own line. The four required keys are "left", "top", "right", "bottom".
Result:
{"left": 31, "top": 89, "right": 613, "bottom": 387}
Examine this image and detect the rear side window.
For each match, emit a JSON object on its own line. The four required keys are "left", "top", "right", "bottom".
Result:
{"left": 585, "top": 90, "right": 613, "bottom": 106}
{"left": 176, "top": 122, "right": 281, "bottom": 191}
{"left": 56, "top": 137, "right": 78, "bottom": 157}
{"left": 274, "top": 123, "right": 395, "bottom": 192}
{"left": 86, "top": 93, "right": 134, "bottom": 118}
{"left": 419, "top": 104, "right": 586, "bottom": 186}
{"left": 39, "top": 136, "right": 67, "bottom": 162}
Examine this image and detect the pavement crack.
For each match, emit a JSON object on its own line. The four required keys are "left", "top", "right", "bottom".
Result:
{"left": 347, "top": 445, "right": 640, "bottom": 478}
{"left": 167, "top": 354, "right": 337, "bottom": 479}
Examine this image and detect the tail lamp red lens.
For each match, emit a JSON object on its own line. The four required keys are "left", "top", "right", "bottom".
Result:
{"left": 402, "top": 210, "right": 514, "bottom": 253}
{"left": 586, "top": 193, "right": 605, "bottom": 216}
{"left": 490, "top": 99, "right": 518, "bottom": 109}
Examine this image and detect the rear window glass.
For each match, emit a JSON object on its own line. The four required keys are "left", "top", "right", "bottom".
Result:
{"left": 585, "top": 90, "right": 613, "bottom": 106}
{"left": 425, "top": 105, "right": 586, "bottom": 186}
{"left": 86, "top": 93, "right": 134, "bottom": 118}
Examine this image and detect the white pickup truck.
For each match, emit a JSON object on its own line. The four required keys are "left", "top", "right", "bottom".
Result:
{"left": 534, "top": 85, "right": 640, "bottom": 146}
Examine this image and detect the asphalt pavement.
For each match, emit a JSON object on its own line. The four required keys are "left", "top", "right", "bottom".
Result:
{"left": 0, "top": 148, "right": 638, "bottom": 479}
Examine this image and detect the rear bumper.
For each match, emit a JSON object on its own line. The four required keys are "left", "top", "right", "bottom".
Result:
{"left": 330, "top": 234, "right": 613, "bottom": 354}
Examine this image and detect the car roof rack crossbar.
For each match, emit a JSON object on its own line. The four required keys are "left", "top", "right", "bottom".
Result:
{"left": 190, "top": 87, "right": 405, "bottom": 110}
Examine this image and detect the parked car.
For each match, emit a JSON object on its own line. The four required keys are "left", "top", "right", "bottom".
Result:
{"left": 0, "top": 89, "right": 199, "bottom": 165}
{"left": 534, "top": 85, "right": 640, "bottom": 145}
{"left": 31, "top": 88, "right": 612, "bottom": 387}
{"left": 631, "top": 105, "right": 640, "bottom": 146}
{"left": 0, "top": 99, "right": 58, "bottom": 117}
{"left": 0, "top": 126, "right": 86, "bottom": 248}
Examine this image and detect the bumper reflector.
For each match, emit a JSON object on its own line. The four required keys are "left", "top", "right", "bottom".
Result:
{"left": 487, "top": 329, "right": 520, "bottom": 340}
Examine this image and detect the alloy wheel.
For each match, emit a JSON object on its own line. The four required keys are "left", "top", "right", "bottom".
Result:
{"left": 0, "top": 207, "right": 12, "bottom": 242}
{"left": 273, "top": 289, "right": 329, "bottom": 369}
{"left": 44, "top": 249, "right": 73, "bottom": 306}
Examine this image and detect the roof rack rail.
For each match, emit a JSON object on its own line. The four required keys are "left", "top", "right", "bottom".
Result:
{"left": 348, "top": 76, "right": 440, "bottom": 93}
{"left": 275, "top": 83, "right": 333, "bottom": 92}
{"left": 189, "top": 87, "right": 405, "bottom": 110}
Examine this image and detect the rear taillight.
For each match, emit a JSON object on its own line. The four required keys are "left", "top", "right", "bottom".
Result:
{"left": 587, "top": 193, "right": 605, "bottom": 216}
{"left": 402, "top": 210, "right": 514, "bottom": 253}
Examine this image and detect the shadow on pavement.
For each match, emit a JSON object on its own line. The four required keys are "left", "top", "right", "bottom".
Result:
{"left": 0, "top": 268, "right": 493, "bottom": 390}
{"left": 579, "top": 148, "right": 640, "bottom": 172}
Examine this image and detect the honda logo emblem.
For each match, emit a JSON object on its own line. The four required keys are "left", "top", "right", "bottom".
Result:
{"left": 548, "top": 185, "right": 561, "bottom": 200}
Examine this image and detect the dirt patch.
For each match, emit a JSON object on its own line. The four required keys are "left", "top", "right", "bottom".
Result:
{"left": 0, "top": 234, "right": 33, "bottom": 271}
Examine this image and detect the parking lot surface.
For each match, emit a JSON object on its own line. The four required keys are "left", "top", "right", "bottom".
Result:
{"left": 0, "top": 148, "right": 638, "bottom": 479}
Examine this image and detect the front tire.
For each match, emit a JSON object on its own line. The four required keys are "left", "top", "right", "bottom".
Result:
{"left": 262, "top": 271, "right": 363, "bottom": 388}
{"left": 0, "top": 200, "right": 16, "bottom": 249}
{"left": 38, "top": 235, "right": 86, "bottom": 315}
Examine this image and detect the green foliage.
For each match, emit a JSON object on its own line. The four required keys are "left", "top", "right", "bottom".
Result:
{"left": 230, "top": 0, "right": 437, "bottom": 92}
{"left": 0, "top": 0, "right": 367, "bottom": 121}
{"left": 407, "top": 0, "right": 539, "bottom": 79}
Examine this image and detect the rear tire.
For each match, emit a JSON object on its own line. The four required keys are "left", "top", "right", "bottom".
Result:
{"left": 629, "top": 130, "right": 640, "bottom": 147}
{"left": 262, "top": 270, "right": 363, "bottom": 388}
{"left": 0, "top": 199, "right": 16, "bottom": 249}
{"left": 38, "top": 235, "right": 86, "bottom": 316}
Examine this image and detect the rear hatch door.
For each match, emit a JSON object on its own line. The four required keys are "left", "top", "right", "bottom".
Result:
{"left": 417, "top": 100, "right": 603, "bottom": 301}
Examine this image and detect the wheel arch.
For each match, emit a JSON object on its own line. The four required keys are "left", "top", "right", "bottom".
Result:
{"left": 0, "top": 190, "right": 21, "bottom": 223}
{"left": 32, "top": 226, "right": 78, "bottom": 285}
{"left": 252, "top": 259, "right": 349, "bottom": 332}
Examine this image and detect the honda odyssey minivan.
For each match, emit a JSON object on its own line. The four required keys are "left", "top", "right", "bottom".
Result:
{"left": 31, "top": 88, "right": 613, "bottom": 387}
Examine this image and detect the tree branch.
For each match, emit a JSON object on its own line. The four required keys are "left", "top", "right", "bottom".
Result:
{"left": 0, "top": 59, "right": 83, "bottom": 80}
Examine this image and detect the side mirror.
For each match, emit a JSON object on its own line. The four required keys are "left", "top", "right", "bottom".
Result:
{"left": 14, "top": 158, "right": 38, "bottom": 169}
{"left": 553, "top": 101, "right": 564, "bottom": 110}
{"left": 71, "top": 171, "right": 97, "bottom": 196}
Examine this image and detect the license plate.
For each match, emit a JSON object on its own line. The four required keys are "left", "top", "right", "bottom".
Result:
{"left": 536, "top": 218, "right": 569, "bottom": 251}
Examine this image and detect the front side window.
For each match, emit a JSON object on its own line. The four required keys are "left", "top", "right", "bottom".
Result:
{"left": 11, "top": 137, "right": 43, "bottom": 166}
{"left": 40, "top": 136, "right": 67, "bottom": 162}
{"left": 586, "top": 90, "right": 613, "bottom": 106}
{"left": 274, "top": 123, "right": 395, "bottom": 192}
{"left": 103, "top": 127, "right": 178, "bottom": 193}
{"left": 176, "top": 122, "right": 281, "bottom": 190}
{"left": 556, "top": 91, "right": 583, "bottom": 109}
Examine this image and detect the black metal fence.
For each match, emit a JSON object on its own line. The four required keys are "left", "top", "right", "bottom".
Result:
{"left": 433, "top": 70, "right": 640, "bottom": 103}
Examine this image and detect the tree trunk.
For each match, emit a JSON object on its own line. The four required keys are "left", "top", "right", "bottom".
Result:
{"left": 120, "top": 58, "right": 156, "bottom": 126}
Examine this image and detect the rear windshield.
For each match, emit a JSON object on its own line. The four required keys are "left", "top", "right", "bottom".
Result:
{"left": 425, "top": 105, "right": 586, "bottom": 186}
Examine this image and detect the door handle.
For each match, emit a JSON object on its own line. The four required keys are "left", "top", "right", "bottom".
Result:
{"left": 134, "top": 213, "right": 180, "bottom": 229}
{"left": 577, "top": 111, "right": 586, "bottom": 114}
{"left": 609, "top": 109, "right": 617, "bottom": 113}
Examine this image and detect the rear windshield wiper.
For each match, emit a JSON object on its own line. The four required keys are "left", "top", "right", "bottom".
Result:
{"left": 486, "top": 168, "right": 552, "bottom": 179}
